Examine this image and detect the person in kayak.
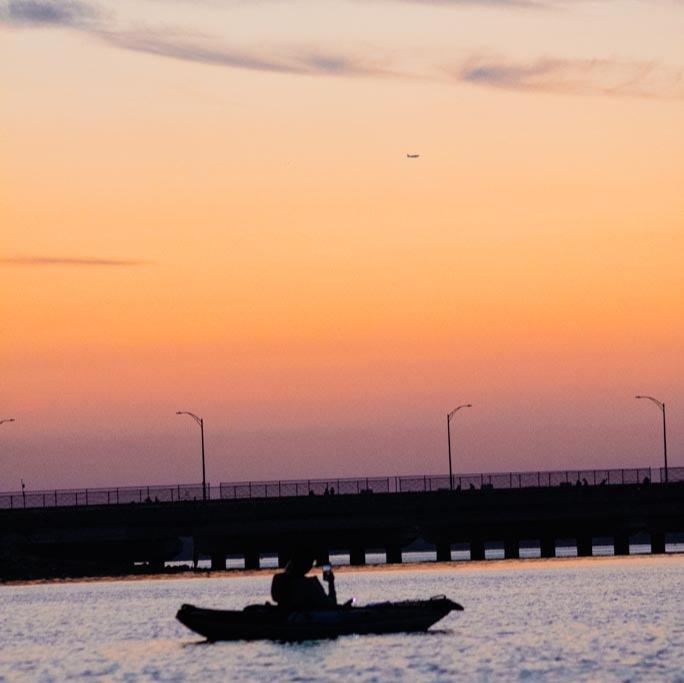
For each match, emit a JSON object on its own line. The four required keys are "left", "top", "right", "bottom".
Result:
{"left": 271, "top": 553, "right": 337, "bottom": 611}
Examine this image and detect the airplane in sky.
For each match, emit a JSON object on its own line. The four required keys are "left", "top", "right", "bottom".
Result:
{"left": 407, "top": 153, "right": 420, "bottom": 159}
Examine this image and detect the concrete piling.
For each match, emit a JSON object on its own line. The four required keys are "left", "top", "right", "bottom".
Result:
{"left": 210, "top": 550, "right": 227, "bottom": 570}
{"left": 650, "top": 530, "right": 666, "bottom": 554}
{"left": 386, "top": 544, "right": 403, "bottom": 564}
{"left": 540, "top": 537, "right": 556, "bottom": 558}
{"left": 577, "top": 535, "right": 593, "bottom": 557}
{"left": 470, "top": 539, "right": 485, "bottom": 561}
{"left": 435, "top": 541, "right": 451, "bottom": 562}
{"left": 614, "top": 533, "right": 630, "bottom": 556}
{"left": 244, "top": 549, "right": 260, "bottom": 570}
{"left": 350, "top": 546, "right": 366, "bottom": 566}
{"left": 504, "top": 538, "right": 520, "bottom": 559}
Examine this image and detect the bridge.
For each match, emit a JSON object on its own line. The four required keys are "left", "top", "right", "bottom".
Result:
{"left": 1, "top": 466, "right": 682, "bottom": 580}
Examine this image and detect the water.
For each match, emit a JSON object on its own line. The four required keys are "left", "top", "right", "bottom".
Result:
{"left": 1, "top": 556, "right": 682, "bottom": 682}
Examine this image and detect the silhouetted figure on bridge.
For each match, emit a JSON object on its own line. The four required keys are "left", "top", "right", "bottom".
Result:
{"left": 271, "top": 553, "right": 337, "bottom": 611}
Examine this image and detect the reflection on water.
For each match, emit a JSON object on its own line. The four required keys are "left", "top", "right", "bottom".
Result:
{"left": 1, "top": 556, "right": 683, "bottom": 682}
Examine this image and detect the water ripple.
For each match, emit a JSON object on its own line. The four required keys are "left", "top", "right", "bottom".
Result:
{"left": 1, "top": 557, "right": 682, "bottom": 682}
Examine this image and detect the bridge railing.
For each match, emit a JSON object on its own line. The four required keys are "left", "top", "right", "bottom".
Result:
{"left": 0, "top": 466, "right": 667, "bottom": 510}
{"left": 0, "top": 483, "right": 206, "bottom": 510}
{"left": 661, "top": 466, "right": 684, "bottom": 483}
{"left": 218, "top": 477, "right": 391, "bottom": 500}
{"left": 216, "top": 467, "right": 654, "bottom": 499}
{"left": 395, "top": 468, "right": 653, "bottom": 492}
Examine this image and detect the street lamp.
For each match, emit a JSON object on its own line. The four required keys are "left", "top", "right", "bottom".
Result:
{"left": 635, "top": 395, "right": 668, "bottom": 484}
{"left": 447, "top": 404, "right": 472, "bottom": 490}
{"left": 0, "top": 418, "right": 15, "bottom": 426}
{"left": 176, "top": 411, "right": 207, "bottom": 501}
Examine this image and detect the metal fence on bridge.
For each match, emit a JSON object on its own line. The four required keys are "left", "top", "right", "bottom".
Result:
{"left": 218, "top": 467, "right": 656, "bottom": 499}
{"left": 218, "top": 477, "right": 392, "bottom": 500}
{"left": 1, "top": 466, "right": 679, "bottom": 510}
{"left": 397, "top": 468, "right": 656, "bottom": 493}
{"left": 662, "top": 466, "right": 684, "bottom": 483}
{"left": 0, "top": 483, "right": 206, "bottom": 510}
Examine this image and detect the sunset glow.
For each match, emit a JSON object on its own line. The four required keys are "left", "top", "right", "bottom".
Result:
{"left": 1, "top": 0, "right": 682, "bottom": 489}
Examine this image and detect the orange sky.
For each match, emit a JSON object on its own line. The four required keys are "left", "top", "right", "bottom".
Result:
{"left": 1, "top": 0, "right": 683, "bottom": 489}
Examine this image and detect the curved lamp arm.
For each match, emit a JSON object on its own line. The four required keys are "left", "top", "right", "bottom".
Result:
{"left": 448, "top": 404, "right": 472, "bottom": 422}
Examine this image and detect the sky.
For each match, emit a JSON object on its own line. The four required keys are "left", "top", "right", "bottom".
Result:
{"left": 1, "top": 0, "right": 683, "bottom": 490}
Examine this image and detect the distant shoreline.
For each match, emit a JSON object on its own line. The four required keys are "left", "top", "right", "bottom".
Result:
{"left": 3, "top": 552, "right": 682, "bottom": 589}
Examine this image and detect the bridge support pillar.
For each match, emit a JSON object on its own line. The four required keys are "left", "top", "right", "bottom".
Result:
{"left": 149, "top": 559, "right": 165, "bottom": 573}
{"left": 386, "top": 545, "right": 403, "bottom": 564}
{"left": 277, "top": 550, "right": 290, "bottom": 568}
{"left": 540, "top": 537, "right": 555, "bottom": 558}
{"left": 210, "top": 550, "right": 227, "bottom": 571}
{"left": 504, "top": 538, "right": 519, "bottom": 560}
{"left": 577, "top": 535, "right": 593, "bottom": 557}
{"left": 436, "top": 542, "right": 451, "bottom": 562}
{"left": 470, "top": 539, "right": 485, "bottom": 561}
{"left": 350, "top": 547, "right": 366, "bottom": 566}
{"left": 244, "top": 549, "right": 260, "bottom": 570}
{"left": 650, "top": 531, "right": 666, "bottom": 554}
{"left": 614, "top": 533, "right": 630, "bottom": 556}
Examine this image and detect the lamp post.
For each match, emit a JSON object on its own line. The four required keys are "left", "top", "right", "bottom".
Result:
{"left": 0, "top": 418, "right": 15, "bottom": 426}
{"left": 635, "top": 395, "right": 668, "bottom": 484}
{"left": 176, "top": 411, "right": 207, "bottom": 500}
{"left": 447, "top": 404, "right": 472, "bottom": 490}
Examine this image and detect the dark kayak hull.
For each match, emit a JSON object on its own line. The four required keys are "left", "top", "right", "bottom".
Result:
{"left": 177, "top": 597, "right": 462, "bottom": 641}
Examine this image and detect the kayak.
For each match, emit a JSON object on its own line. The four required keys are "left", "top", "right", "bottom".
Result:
{"left": 177, "top": 596, "right": 463, "bottom": 641}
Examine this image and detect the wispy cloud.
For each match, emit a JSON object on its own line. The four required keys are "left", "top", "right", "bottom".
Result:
{"left": 0, "top": 0, "right": 676, "bottom": 27}
{"left": 457, "top": 57, "right": 684, "bottom": 99}
{"left": 0, "top": 1, "right": 391, "bottom": 78}
{"left": 98, "top": 29, "right": 305, "bottom": 75}
{"left": 2, "top": 1, "right": 683, "bottom": 100}
{"left": 97, "top": 29, "right": 390, "bottom": 77}
{"left": 0, "top": 0, "right": 99, "bottom": 27}
{"left": 392, "top": 0, "right": 544, "bottom": 6}
{"left": 391, "top": 0, "right": 679, "bottom": 6}
{"left": 1, "top": 256, "right": 150, "bottom": 267}
{"left": 97, "top": 29, "right": 684, "bottom": 99}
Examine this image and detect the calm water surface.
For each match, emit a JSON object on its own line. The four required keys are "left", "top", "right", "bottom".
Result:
{"left": 1, "top": 556, "right": 682, "bottom": 682}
